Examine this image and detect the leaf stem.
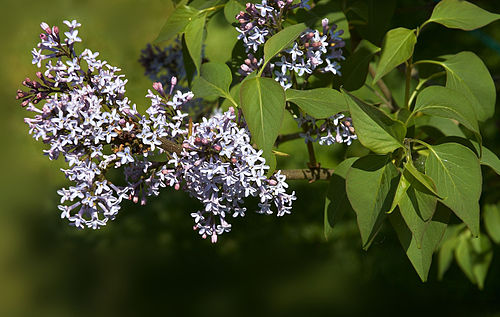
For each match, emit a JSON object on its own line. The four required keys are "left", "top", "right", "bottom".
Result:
{"left": 404, "top": 57, "right": 413, "bottom": 109}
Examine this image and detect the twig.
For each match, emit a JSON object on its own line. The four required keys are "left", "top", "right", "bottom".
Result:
{"left": 275, "top": 132, "right": 302, "bottom": 146}
{"left": 158, "top": 137, "right": 333, "bottom": 181}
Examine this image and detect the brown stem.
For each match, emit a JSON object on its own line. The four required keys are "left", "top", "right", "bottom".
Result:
{"left": 282, "top": 168, "right": 334, "bottom": 181}
{"left": 157, "top": 137, "right": 333, "bottom": 181}
{"left": 275, "top": 132, "right": 302, "bottom": 146}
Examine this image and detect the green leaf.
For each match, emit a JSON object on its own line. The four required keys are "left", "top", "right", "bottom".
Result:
{"left": 398, "top": 177, "right": 439, "bottom": 247}
{"left": 455, "top": 234, "right": 493, "bottom": 289}
{"left": 480, "top": 146, "right": 500, "bottom": 175}
{"left": 192, "top": 62, "right": 237, "bottom": 106}
{"left": 388, "top": 172, "right": 410, "bottom": 215}
{"left": 342, "top": 89, "right": 406, "bottom": 154}
{"left": 425, "top": 0, "right": 500, "bottom": 31}
{"left": 346, "top": 155, "right": 400, "bottom": 249}
{"left": 372, "top": 27, "right": 416, "bottom": 83}
{"left": 484, "top": 204, "right": 500, "bottom": 244}
{"left": 413, "top": 86, "right": 479, "bottom": 135}
{"left": 404, "top": 161, "right": 441, "bottom": 200}
{"left": 414, "top": 116, "right": 466, "bottom": 139}
{"left": 239, "top": 77, "right": 286, "bottom": 168}
{"left": 438, "top": 225, "right": 463, "bottom": 280}
{"left": 425, "top": 143, "right": 482, "bottom": 236}
{"left": 154, "top": 5, "right": 200, "bottom": 43}
{"left": 337, "top": 39, "right": 380, "bottom": 91}
{"left": 261, "top": 23, "right": 307, "bottom": 73}
{"left": 421, "top": 52, "right": 496, "bottom": 121}
{"left": 224, "top": 0, "right": 245, "bottom": 23}
{"left": 390, "top": 205, "right": 449, "bottom": 282}
{"left": 185, "top": 13, "right": 207, "bottom": 75}
{"left": 324, "top": 158, "right": 358, "bottom": 240}
{"left": 285, "top": 88, "right": 348, "bottom": 118}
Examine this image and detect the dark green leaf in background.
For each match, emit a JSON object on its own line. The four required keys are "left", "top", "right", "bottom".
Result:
{"left": 286, "top": 88, "right": 347, "bottom": 118}
{"left": 337, "top": 39, "right": 380, "bottom": 91}
{"left": 455, "top": 234, "right": 493, "bottom": 289}
{"left": 425, "top": 0, "right": 500, "bottom": 31}
{"left": 343, "top": 89, "right": 406, "bottom": 154}
{"left": 425, "top": 143, "right": 482, "bottom": 236}
{"left": 480, "top": 146, "right": 500, "bottom": 176}
{"left": 324, "top": 158, "right": 358, "bottom": 240}
{"left": 484, "top": 204, "right": 500, "bottom": 244}
{"left": 346, "top": 155, "right": 400, "bottom": 249}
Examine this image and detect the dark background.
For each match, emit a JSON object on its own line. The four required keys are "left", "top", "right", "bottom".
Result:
{"left": 1, "top": 0, "right": 499, "bottom": 316}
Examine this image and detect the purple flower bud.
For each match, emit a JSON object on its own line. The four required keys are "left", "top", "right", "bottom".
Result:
{"left": 152, "top": 82, "right": 165, "bottom": 96}
{"left": 213, "top": 144, "right": 222, "bottom": 152}
{"left": 40, "top": 22, "right": 51, "bottom": 34}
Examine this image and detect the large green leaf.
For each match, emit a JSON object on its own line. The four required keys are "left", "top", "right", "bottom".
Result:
{"left": 420, "top": 52, "right": 496, "bottom": 121}
{"left": 261, "top": 23, "right": 307, "bottom": 72}
{"left": 337, "top": 39, "right": 380, "bottom": 91}
{"left": 286, "top": 88, "right": 347, "bottom": 118}
{"left": 154, "top": 5, "right": 200, "bottom": 43}
{"left": 343, "top": 89, "right": 406, "bottom": 154}
{"left": 239, "top": 77, "right": 286, "bottom": 168}
{"left": 185, "top": 13, "right": 207, "bottom": 75}
{"left": 372, "top": 27, "right": 416, "bottom": 83}
{"left": 346, "top": 155, "right": 400, "bottom": 249}
{"left": 324, "top": 158, "right": 358, "bottom": 240}
{"left": 480, "top": 146, "right": 500, "bottom": 175}
{"left": 390, "top": 205, "right": 449, "bottom": 282}
{"left": 484, "top": 204, "right": 500, "bottom": 244}
{"left": 192, "top": 62, "right": 237, "bottom": 106}
{"left": 425, "top": 0, "right": 500, "bottom": 31}
{"left": 413, "top": 86, "right": 479, "bottom": 135}
{"left": 425, "top": 143, "right": 482, "bottom": 236}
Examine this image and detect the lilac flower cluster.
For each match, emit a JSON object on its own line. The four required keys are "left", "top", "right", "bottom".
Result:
{"left": 20, "top": 21, "right": 193, "bottom": 229}
{"left": 235, "top": 1, "right": 344, "bottom": 90}
{"left": 157, "top": 108, "right": 296, "bottom": 242}
{"left": 20, "top": 20, "right": 296, "bottom": 241}
{"left": 295, "top": 113, "right": 357, "bottom": 146}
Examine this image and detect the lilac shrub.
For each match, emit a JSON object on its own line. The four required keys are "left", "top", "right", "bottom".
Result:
{"left": 18, "top": 20, "right": 296, "bottom": 241}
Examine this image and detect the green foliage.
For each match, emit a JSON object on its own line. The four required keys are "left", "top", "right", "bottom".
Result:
{"left": 425, "top": 0, "right": 500, "bottom": 31}
{"left": 346, "top": 155, "right": 399, "bottom": 249}
{"left": 239, "top": 77, "right": 285, "bottom": 171}
{"left": 184, "top": 13, "right": 207, "bottom": 74}
{"left": 425, "top": 143, "right": 482, "bottom": 236}
{"left": 372, "top": 27, "right": 416, "bottom": 84}
{"left": 343, "top": 89, "right": 406, "bottom": 154}
{"left": 155, "top": 5, "right": 200, "bottom": 43}
{"left": 192, "top": 62, "right": 237, "bottom": 106}
{"left": 149, "top": 0, "right": 500, "bottom": 288}
{"left": 285, "top": 88, "right": 347, "bottom": 118}
{"left": 261, "top": 23, "right": 307, "bottom": 74}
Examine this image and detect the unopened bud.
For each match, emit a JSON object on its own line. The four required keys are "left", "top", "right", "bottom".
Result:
{"left": 152, "top": 82, "right": 164, "bottom": 96}
{"left": 40, "top": 33, "right": 47, "bottom": 41}
{"left": 174, "top": 183, "right": 180, "bottom": 190}
{"left": 213, "top": 144, "right": 222, "bottom": 152}
{"left": 21, "top": 99, "right": 30, "bottom": 107}
{"left": 53, "top": 26, "right": 59, "bottom": 35}
{"left": 322, "top": 18, "right": 329, "bottom": 28}
{"left": 133, "top": 196, "right": 139, "bottom": 203}
{"left": 211, "top": 233, "right": 218, "bottom": 243}
{"left": 269, "top": 179, "right": 278, "bottom": 186}
{"left": 231, "top": 157, "right": 237, "bottom": 164}
{"left": 36, "top": 71, "right": 43, "bottom": 79}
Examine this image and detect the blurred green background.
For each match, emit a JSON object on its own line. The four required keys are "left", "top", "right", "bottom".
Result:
{"left": 1, "top": 0, "right": 500, "bottom": 316}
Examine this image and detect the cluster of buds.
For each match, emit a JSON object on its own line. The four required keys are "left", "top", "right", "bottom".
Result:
{"left": 296, "top": 113, "right": 357, "bottom": 146}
